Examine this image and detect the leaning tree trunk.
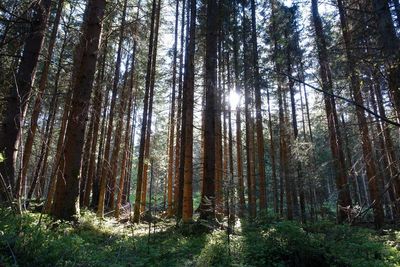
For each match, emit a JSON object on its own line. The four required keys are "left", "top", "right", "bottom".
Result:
{"left": 0, "top": 0, "right": 52, "bottom": 200}
{"left": 311, "top": 0, "right": 352, "bottom": 224}
{"left": 372, "top": 0, "right": 400, "bottom": 125}
{"left": 18, "top": 0, "right": 64, "bottom": 201}
{"left": 337, "top": 0, "right": 384, "bottom": 227}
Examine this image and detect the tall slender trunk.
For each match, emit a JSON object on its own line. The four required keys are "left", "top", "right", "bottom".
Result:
{"left": 226, "top": 52, "right": 236, "bottom": 220}
{"left": 215, "top": 35, "right": 223, "bottom": 218}
{"left": 79, "top": 110, "right": 94, "bottom": 205}
{"left": 51, "top": 0, "right": 105, "bottom": 220}
{"left": 177, "top": 0, "right": 191, "bottom": 220}
{"left": 115, "top": 77, "right": 134, "bottom": 219}
{"left": 97, "top": 0, "right": 128, "bottom": 217}
{"left": 108, "top": 54, "right": 131, "bottom": 211}
{"left": 232, "top": 0, "right": 245, "bottom": 217}
{"left": 82, "top": 36, "right": 108, "bottom": 207}
{"left": 133, "top": 0, "right": 160, "bottom": 223}
{"left": 341, "top": 115, "right": 361, "bottom": 206}
{"left": 250, "top": 0, "right": 267, "bottom": 212}
{"left": 43, "top": 89, "right": 72, "bottom": 213}
{"left": 278, "top": 77, "right": 292, "bottom": 220}
{"left": 242, "top": 0, "right": 256, "bottom": 218}
{"left": 182, "top": 0, "right": 196, "bottom": 223}
{"left": 115, "top": 1, "right": 141, "bottom": 218}
{"left": 140, "top": 0, "right": 161, "bottom": 215}
{"left": 166, "top": 0, "right": 179, "bottom": 216}
{"left": 286, "top": 32, "right": 304, "bottom": 221}
{"left": 200, "top": 0, "right": 218, "bottom": 221}
{"left": 173, "top": 0, "right": 185, "bottom": 214}
{"left": 92, "top": 77, "right": 111, "bottom": 208}
{"left": 123, "top": 85, "right": 138, "bottom": 205}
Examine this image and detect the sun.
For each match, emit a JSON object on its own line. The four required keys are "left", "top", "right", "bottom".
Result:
{"left": 228, "top": 91, "right": 241, "bottom": 110}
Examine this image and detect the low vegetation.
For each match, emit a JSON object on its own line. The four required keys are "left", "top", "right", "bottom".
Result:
{"left": 1, "top": 207, "right": 399, "bottom": 266}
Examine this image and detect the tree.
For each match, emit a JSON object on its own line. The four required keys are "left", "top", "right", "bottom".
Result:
{"left": 200, "top": 0, "right": 218, "bottom": 221}
{"left": 372, "top": 0, "right": 400, "bottom": 124}
{"left": 181, "top": 0, "right": 196, "bottom": 223}
{"left": 242, "top": 0, "right": 256, "bottom": 218}
{"left": 166, "top": 0, "right": 180, "bottom": 217}
{"left": 337, "top": 0, "right": 384, "bottom": 227}
{"left": 17, "top": 0, "right": 64, "bottom": 202}
{"left": 0, "top": 0, "right": 52, "bottom": 200}
{"left": 133, "top": 0, "right": 161, "bottom": 223}
{"left": 51, "top": 0, "right": 106, "bottom": 220}
{"left": 250, "top": 0, "right": 267, "bottom": 212}
{"left": 311, "top": 0, "right": 352, "bottom": 223}
{"left": 97, "top": 0, "right": 129, "bottom": 217}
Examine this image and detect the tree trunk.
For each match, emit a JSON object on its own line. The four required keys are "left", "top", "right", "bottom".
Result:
{"left": 133, "top": 0, "right": 160, "bottom": 223}
{"left": 97, "top": 0, "right": 128, "bottom": 217}
{"left": 18, "top": 0, "right": 64, "bottom": 199}
{"left": 311, "top": 0, "right": 352, "bottom": 224}
{"left": 373, "top": 0, "right": 400, "bottom": 124}
{"left": 51, "top": 0, "right": 105, "bottom": 220}
{"left": 200, "top": 0, "right": 218, "bottom": 221}
{"left": 232, "top": 0, "right": 245, "bottom": 217}
{"left": 108, "top": 54, "right": 131, "bottom": 211}
{"left": 0, "top": 0, "right": 52, "bottom": 200}
{"left": 215, "top": 37, "right": 223, "bottom": 218}
{"left": 173, "top": 2, "right": 185, "bottom": 214}
{"left": 250, "top": 0, "right": 267, "bottom": 212}
{"left": 43, "top": 89, "right": 72, "bottom": 213}
{"left": 166, "top": 0, "right": 179, "bottom": 217}
{"left": 182, "top": 0, "right": 196, "bottom": 223}
{"left": 27, "top": 27, "right": 69, "bottom": 202}
{"left": 115, "top": 1, "right": 141, "bottom": 218}
{"left": 242, "top": 1, "right": 256, "bottom": 218}
{"left": 337, "top": 0, "right": 384, "bottom": 227}
{"left": 140, "top": 0, "right": 161, "bottom": 215}
{"left": 82, "top": 35, "right": 108, "bottom": 207}
{"left": 373, "top": 81, "right": 400, "bottom": 215}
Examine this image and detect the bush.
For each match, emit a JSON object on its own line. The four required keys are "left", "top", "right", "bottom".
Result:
{"left": 239, "top": 219, "right": 400, "bottom": 267}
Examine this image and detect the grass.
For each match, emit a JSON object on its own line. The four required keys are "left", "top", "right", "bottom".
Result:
{"left": 0, "top": 207, "right": 399, "bottom": 266}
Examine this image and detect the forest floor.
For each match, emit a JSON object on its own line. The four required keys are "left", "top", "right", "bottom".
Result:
{"left": 1, "top": 206, "right": 400, "bottom": 267}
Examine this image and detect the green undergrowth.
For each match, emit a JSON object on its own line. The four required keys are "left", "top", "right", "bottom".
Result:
{"left": 0, "top": 207, "right": 399, "bottom": 266}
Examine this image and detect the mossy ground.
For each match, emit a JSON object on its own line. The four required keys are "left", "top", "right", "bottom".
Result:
{"left": 1, "top": 207, "right": 399, "bottom": 266}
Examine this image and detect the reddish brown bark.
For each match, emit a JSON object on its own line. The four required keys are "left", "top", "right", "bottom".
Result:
{"left": 51, "top": 0, "right": 105, "bottom": 220}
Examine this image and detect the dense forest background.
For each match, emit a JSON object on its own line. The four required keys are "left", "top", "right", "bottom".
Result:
{"left": 1, "top": 0, "right": 400, "bottom": 266}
